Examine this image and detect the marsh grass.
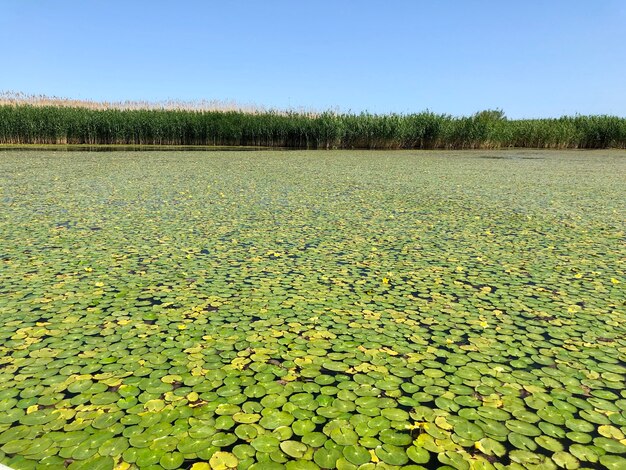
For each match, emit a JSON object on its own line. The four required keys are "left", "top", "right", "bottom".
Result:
{"left": 1, "top": 93, "right": 625, "bottom": 149}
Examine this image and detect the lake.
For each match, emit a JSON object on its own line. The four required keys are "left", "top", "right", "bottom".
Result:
{"left": 0, "top": 150, "right": 624, "bottom": 469}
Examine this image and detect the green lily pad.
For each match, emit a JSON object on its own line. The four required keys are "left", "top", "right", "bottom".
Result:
{"left": 474, "top": 437, "right": 504, "bottom": 457}
{"left": 272, "top": 425, "right": 293, "bottom": 441}
{"left": 330, "top": 427, "right": 359, "bottom": 446}
{"left": 566, "top": 432, "right": 592, "bottom": 444}
{"left": 508, "top": 432, "right": 537, "bottom": 451}
{"left": 259, "top": 411, "right": 294, "bottom": 430}
{"left": 314, "top": 447, "right": 341, "bottom": 468}
{"left": 233, "top": 412, "right": 261, "bottom": 424}
{"left": 211, "top": 432, "right": 238, "bottom": 447}
{"left": 19, "top": 409, "right": 55, "bottom": 425}
{"left": 600, "top": 455, "right": 626, "bottom": 470}
{"left": 593, "top": 437, "right": 626, "bottom": 453}
{"left": 67, "top": 456, "right": 114, "bottom": 470}
{"left": 302, "top": 432, "right": 327, "bottom": 447}
{"left": 0, "top": 427, "right": 32, "bottom": 445}
{"left": 284, "top": 461, "right": 318, "bottom": 470}
{"left": 537, "top": 407, "right": 567, "bottom": 425}
{"left": 476, "top": 418, "right": 509, "bottom": 438}
{"left": 476, "top": 407, "right": 510, "bottom": 421}
{"left": 159, "top": 452, "right": 185, "bottom": 470}
{"left": 209, "top": 451, "right": 238, "bottom": 469}
{"left": 454, "top": 420, "right": 484, "bottom": 441}
{"left": 2, "top": 439, "right": 32, "bottom": 454}
{"left": 251, "top": 435, "right": 280, "bottom": 453}
{"left": 535, "top": 435, "right": 563, "bottom": 452}
{"left": 215, "top": 415, "right": 236, "bottom": 430}
{"left": 505, "top": 420, "right": 542, "bottom": 436}
{"left": 135, "top": 447, "right": 162, "bottom": 466}
{"left": 177, "top": 436, "right": 208, "bottom": 455}
{"left": 98, "top": 437, "right": 129, "bottom": 456}
{"left": 375, "top": 444, "right": 409, "bottom": 466}
{"left": 379, "top": 428, "right": 413, "bottom": 446}
{"left": 380, "top": 408, "right": 409, "bottom": 422}
{"left": 293, "top": 420, "right": 316, "bottom": 436}
{"left": 342, "top": 445, "right": 371, "bottom": 465}
{"left": 552, "top": 451, "right": 580, "bottom": 469}
{"left": 406, "top": 445, "right": 430, "bottom": 464}
{"left": 438, "top": 449, "right": 470, "bottom": 469}
{"left": 510, "top": 450, "right": 545, "bottom": 467}
{"left": 235, "top": 424, "right": 258, "bottom": 440}
{"left": 216, "top": 403, "right": 241, "bottom": 415}
{"left": 565, "top": 419, "right": 595, "bottom": 433}
{"left": 569, "top": 444, "right": 599, "bottom": 463}
{"left": 580, "top": 409, "right": 611, "bottom": 425}
{"left": 280, "top": 440, "right": 308, "bottom": 459}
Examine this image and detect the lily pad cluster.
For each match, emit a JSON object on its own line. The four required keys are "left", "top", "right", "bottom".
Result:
{"left": 0, "top": 150, "right": 624, "bottom": 469}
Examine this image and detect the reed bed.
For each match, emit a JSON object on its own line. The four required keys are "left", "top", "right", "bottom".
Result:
{"left": 0, "top": 91, "right": 263, "bottom": 113}
{"left": 1, "top": 99, "right": 625, "bottom": 149}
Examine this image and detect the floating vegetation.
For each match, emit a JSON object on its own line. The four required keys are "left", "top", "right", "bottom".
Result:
{"left": 0, "top": 150, "right": 624, "bottom": 469}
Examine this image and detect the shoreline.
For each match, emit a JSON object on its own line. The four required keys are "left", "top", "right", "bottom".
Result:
{"left": 1, "top": 144, "right": 624, "bottom": 152}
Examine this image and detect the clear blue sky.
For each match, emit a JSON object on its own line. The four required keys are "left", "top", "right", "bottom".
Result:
{"left": 2, "top": 0, "right": 625, "bottom": 118}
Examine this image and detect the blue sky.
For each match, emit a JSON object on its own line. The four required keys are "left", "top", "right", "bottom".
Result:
{"left": 2, "top": 0, "right": 625, "bottom": 118}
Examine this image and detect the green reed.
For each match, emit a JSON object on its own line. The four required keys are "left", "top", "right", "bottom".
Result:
{"left": 1, "top": 105, "right": 625, "bottom": 149}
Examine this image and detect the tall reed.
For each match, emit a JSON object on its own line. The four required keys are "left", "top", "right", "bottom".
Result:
{"left": 1, "top": 104, "right": 624, "bottom": 149}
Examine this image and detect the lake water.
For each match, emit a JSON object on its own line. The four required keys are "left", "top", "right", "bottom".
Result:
{"left": 0, "top": 150, "right": 624, "bottom": 469}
